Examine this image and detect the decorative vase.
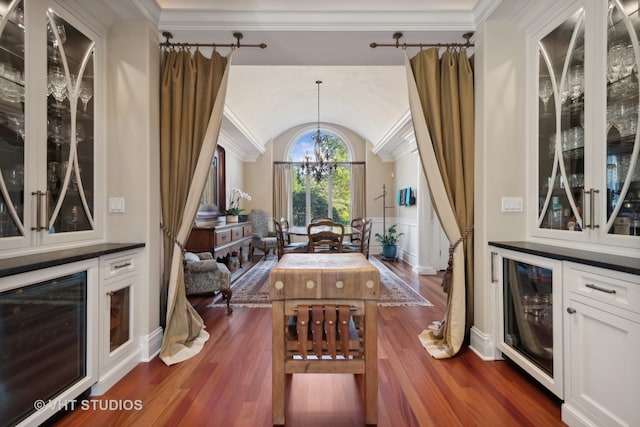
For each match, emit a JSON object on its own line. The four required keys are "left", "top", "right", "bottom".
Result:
{"left": 382, "top": 244, "right": 397, "bottom": 260}
{"left": 226, "top": 214, "right": 239, "bottom": 223}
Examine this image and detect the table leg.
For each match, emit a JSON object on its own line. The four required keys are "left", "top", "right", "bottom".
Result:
{"left": 364, "top": 300, "right": 378, "bottom": 425}
{"left": 272, "top": 301, "right": 285, "bottom": 425}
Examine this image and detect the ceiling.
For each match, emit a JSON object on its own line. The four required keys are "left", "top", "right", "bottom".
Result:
{"left": 103, "top": 0, "right": 523, "bottom": 160}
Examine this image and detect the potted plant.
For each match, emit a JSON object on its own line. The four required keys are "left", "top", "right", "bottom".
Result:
{"left": 225, "top": 188, "right": 251, "bottom": 223}
{"left": 375, "top": 224, "right": 404, "bottom": 260}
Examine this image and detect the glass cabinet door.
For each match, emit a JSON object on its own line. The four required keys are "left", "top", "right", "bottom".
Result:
{"left": 605, "top": 0, "right": 640, "bottom": 237}
{"left": 0, "top": 0, "right": 25, "bottom": 238}
{"left": 46, "top": 10, "right": 94, "bottom": 234}
{"left": 538, "top": 9, "right": 586, "bottom": 232}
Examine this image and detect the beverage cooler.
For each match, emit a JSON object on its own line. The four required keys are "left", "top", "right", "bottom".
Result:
{"left": 492, "top": 248, "right": 564, "bottom": 398}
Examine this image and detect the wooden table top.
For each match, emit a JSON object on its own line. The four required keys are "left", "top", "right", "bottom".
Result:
{"left": 268, "top": 253, "right": 379, "bottom": 300}
{"left": 284, "top": 225, "right": 355, "bottom": 236}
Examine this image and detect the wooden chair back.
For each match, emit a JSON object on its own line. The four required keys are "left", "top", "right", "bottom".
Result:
{"left": 350, "top": 217, "right": 365, "bottom": 245}
{"left": 310, "top": 215, "right": 332, "bottom": 224}
{"left": 273, "top": 219, "right": 286, "bottom": 259}
{"left": 307, "top": 220, "right": 344, "bottom": 253}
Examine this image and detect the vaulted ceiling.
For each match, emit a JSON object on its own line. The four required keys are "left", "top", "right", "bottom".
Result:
{"left": 97, "top": 0, "right": 528, "bottom": 160}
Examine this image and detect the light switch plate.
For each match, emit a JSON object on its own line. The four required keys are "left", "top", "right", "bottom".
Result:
{"left": 501, "top": 197, "right": 523, "bottom": 212}
{"left": 109, "top": 197, "right": 125, "bottom": 213}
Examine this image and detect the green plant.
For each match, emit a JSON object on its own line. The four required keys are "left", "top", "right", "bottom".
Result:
{"left": 375, "top": 224, "right": 404, "bottom": 246}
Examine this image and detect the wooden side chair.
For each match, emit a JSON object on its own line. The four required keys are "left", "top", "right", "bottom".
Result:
{"left": 349, "top": 217, "right": 365, "bottom": 245}
{"left": 343, "top": 218, "right": 373, "bottom": 258}
{"left": 273, "top": 219, "right": 307, "bottom": 259}
{"left": 307, "top": 220, "right": 344, "bottom": 253}
{"left": 310, "top": 215, "right": 332, "bottom": 223}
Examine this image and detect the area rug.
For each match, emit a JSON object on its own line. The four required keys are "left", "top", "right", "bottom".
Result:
{"left": 209, "top": 256, "right": 433, "bottom": 308}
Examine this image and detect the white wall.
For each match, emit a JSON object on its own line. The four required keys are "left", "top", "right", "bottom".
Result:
{"left": 472, "top": 18, "right": 528, "bottom": 358}
{"left": 107, "top": 20, "right": 161, "bottom": 357}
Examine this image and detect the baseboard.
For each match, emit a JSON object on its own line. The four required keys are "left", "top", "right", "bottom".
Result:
{"left": 140, "top": 327, "right": 163, "bottom": 362}
{"left": 91, "top": 350, "right": 141, "bottom": 396}
{"left": 561, "top": 403, "right": 592, "bottom": 427}
{"left": 468, "top": 326, "right": 502, "bottom": 361}
{"left": 412, "top": 264, "right": 438, "bottom": 275}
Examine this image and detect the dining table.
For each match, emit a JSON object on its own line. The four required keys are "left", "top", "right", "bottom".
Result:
{"left": 283, "top": 224, "right": 357, "bottom": 238}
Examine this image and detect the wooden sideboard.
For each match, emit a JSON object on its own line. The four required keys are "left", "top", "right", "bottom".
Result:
{"left": 185, "top": 222, "right": 252, "bottom": 273}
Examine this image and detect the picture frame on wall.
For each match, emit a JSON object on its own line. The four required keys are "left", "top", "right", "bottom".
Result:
{"left": 399, "top": 188, "right": 406, "bottom": 206}
{"left": 405, "top": 187, "right": 412, "bottom": 206}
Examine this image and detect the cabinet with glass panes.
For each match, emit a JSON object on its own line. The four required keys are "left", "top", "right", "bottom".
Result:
{"left": 0, "top": 0, "right": 103, "bottom": 252}
{"left": 534, "top": 0, "right": 640, "bottom": 248}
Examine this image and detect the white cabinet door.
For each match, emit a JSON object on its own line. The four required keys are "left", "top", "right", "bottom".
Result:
{"left": 531, "top": 0, "right": 640, "bottom": 250}
{"left": 0, "top": 0, "right": 104, "bottom": 253}
{"left": 563, "top": 298, "right": 640, "bottom": 426}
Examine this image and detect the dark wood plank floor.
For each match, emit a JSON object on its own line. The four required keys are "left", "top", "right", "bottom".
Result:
{"left": 53, "top": 256, "right": 565, "bottom": 426}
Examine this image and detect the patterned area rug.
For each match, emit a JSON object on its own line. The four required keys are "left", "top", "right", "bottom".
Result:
{"left": 208, "top": 256, "right": 433, "bottom": 308}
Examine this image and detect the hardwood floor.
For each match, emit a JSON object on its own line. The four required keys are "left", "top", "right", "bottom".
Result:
{"left": 52, "top": 256, "right": 565, "bottom": 427}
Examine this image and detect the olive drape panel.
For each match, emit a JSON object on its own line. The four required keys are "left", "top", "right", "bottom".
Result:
{"left": 273, "top": 163, "right": 292, "bottom": 223}
{"left": 351, "top": 163, "right": 366, "bottom": 220}
{"left": 159, "top": 48, "right": 231, "bottom": 366}
{"left": 406, "top": 48, "right": 474, "bottom": 358}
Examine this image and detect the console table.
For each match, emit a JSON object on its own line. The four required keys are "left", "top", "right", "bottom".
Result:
{"left": 269, "top": 253, "right": 380, "bottom": 425}
{"left": 185, "top": 222, "right": 252, "bottom": 273}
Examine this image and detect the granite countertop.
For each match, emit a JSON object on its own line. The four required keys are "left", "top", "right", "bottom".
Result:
{"left": 0, "top": 243, "right": 145, "bottom": 278}
{"left": 489, "top": 241, "right": 640, "bottom": 276}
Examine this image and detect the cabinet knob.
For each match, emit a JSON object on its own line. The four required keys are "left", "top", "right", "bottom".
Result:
{"left": 566, "top": 307, "right": 576, "bottom": 314}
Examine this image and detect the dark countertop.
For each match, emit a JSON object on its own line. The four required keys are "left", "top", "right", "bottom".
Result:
{"left": 489, "top": 241, "right": 640, "bottom": 276}
{"left": 0, "top": 243, "right": 145, "bottom": 278}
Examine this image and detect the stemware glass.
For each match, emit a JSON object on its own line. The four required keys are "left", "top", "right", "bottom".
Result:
{"left": 568, "top": 65, "right": 584, "bottom": 101}
{"left": 539, "top": 78, "right": 553, "bottom": 112}
{"left": 48, "top": 66, "right": 67, "bottom": 103}
{"left": 65, "top": 205, "right": 81, "bottom": 231}
{"left": 78, "top": 81, "right": 93, "bottom": 112}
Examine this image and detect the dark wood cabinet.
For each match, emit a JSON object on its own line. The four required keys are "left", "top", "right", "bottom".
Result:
{"left": 185, "top": 222, "right": 252, "bottom": 273}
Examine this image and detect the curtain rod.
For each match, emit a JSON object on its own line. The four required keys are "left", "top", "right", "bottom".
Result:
{"left": 370, "top": 32, "right": 474, "bottom": 49}
{"left": 159, "top": 31, "right": 267, "bottom": 49}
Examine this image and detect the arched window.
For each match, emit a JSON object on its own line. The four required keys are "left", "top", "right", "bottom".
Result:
{"left": 289, "top": 131, "right": 351, "bottom": 226}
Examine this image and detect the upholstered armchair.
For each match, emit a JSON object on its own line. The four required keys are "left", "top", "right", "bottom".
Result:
{"left": 249, "top": 209, "right": 278, "bottom": 257}
{"left": 183, "top": 252, "right": 232, "bottom": 314}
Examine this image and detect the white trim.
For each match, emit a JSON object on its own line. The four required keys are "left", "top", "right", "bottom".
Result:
{"left": 469, "top": 326, "right": 502, "bottom": 361}
{"left": 140, "top": 327, "right": 164, "bottom": 362}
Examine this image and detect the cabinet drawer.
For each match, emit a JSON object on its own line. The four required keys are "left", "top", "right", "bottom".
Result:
{"left": 243, "top": 224, "right": 253, "bottom": 237}
{"left": 565, "top": 263, "right": 640, "bottom": 313}
{"left": 101, "top": 251, "right": 138, "bottom": 281}
{"left": 215, "top": 229, "right": 232, "bottom": 247}
{"left": 231, "top": 226, "right": 243, "bottom": 241}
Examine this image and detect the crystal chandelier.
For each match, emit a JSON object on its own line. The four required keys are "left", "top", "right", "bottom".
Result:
{"left": 299, "top": 80, "right": 337, "bottom": 182}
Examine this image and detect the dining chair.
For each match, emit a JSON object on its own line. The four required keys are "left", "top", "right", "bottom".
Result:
{"left": 343, "top": 218, "right": 373, "bottom": 258}
{"left": 280, "top": 217, "right": 292, "bottom": 244}
{"left": 349, "top": 217, "right": 365, "bottom": 245}
{"left": 273, "top": 219, "right": 307, "bottom": 259}
{"left": 310, "top": 215, "right": 332, "bottom": 224}
{"left": 307, "top": 220, "right": 344, "bottom": 253}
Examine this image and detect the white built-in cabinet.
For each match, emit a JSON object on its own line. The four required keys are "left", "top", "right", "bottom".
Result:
{"left": 92, "top": 249, "right": 140, "bottom": 396}
{"left": 0, "top": 0, "right": 103, "bottom": 253}
{"left": 491, "top": 243, "right": 640, "bottom": 427}
{"left": 533, "top": 0, "right": 639, "bottom": 248}
{"left": 562, "top": 263, "right": 640, "bottom": 427}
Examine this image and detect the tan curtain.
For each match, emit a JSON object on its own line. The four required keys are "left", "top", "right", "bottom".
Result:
{"left": 351, "top": 164, "right": 366, "bottom": 219}
{"left": 273, "top": 163, "right": 292, "bottom": 222}
{"left": 159, "top": 48, "right": 232, "bottom": 366}
{"left": 406, "top": 49, "right": 474, "bottom": 358}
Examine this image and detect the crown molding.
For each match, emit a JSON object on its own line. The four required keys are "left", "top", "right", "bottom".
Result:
{"left": 158, "top": 10, "right": 477, "bottom": 32}
{"left": 371, "top": 110, "right": 416, "bottom": 162}
{"left": 131, "top": 0, "right": 162, "bottom": 24}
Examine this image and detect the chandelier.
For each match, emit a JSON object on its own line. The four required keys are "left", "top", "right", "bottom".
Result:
{"left": 299, "top": 80, "right": 337, "bottom": 182}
